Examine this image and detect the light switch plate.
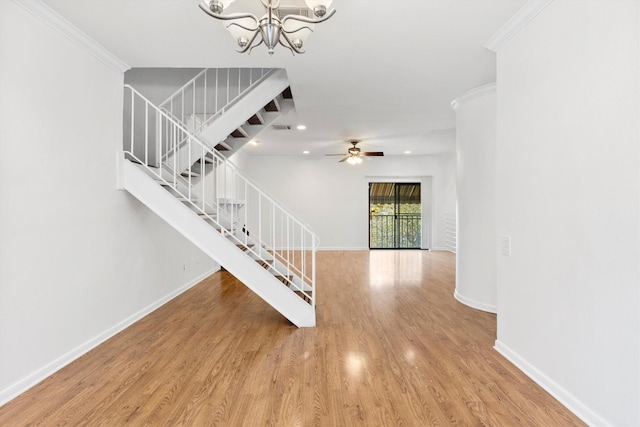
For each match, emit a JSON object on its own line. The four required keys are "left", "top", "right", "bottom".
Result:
{"left": 500, "top": 235, "right": 511, "bottom": 256}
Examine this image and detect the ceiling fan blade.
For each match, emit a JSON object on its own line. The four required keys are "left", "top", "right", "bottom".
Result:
{"left": 325, "top": 153, "right": 346, "bottom": 156}
{"left": 338, "top": 156, "right": 349, "bottom": 163}
{"left": 362, "top": 152, "right": 384, "bottom": 156}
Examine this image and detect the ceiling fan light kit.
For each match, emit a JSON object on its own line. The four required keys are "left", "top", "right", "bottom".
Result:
{"left": 346, "top": 156, "right": 363, "bottom": 165}
{"left": 327, "top": 140, "right": 384, "bottom": 165}
{"left": 199, "top": 0, "right": 336, "bottom": 55}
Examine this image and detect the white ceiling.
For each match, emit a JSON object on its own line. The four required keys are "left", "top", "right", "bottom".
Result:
{"left": 44, "top": 0, "right": 525, "bottom": 157}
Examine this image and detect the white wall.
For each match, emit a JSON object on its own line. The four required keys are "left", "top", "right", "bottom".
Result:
{"left": 242, "top": 154, "right": 456, "bottom": 250}
{"left": 452, "top": 85, "right": 497, "bottom": 313}
{"left": 124, "top": 68, "right": 203, "bottom": 105}
{"left": 0, "top": 2, "right": 218, "bottom": 405}
{"left": 495, "top": 1, "right": 639, "bottom": 425}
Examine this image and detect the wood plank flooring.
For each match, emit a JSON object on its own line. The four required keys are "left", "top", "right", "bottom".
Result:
{"left": 0, "top": 250, "right": 584, "bottom": 426}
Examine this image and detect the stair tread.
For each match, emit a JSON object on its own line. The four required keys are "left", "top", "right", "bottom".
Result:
{"left": 236, "top": 243, "right": 255, "bottom": 252}
{"left": 256, "top": 259, "right": 273, "bottom": 269}
{"left": 293, "top": 290, "right": 312, "bottom": 303}
{"left": 275, "top": 275, "right": 293, "bottom": 285}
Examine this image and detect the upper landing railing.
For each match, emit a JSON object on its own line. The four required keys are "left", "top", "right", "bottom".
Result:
{"left": 158, "top": 68, "right": 274, "bottom": 135}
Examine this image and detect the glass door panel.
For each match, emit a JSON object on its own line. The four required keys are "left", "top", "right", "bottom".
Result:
{"left": 369, "top": 183, "right": 421, "bottom": 249}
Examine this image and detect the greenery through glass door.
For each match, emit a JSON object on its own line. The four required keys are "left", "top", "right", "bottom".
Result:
{"left": 369, "top": 183, "right": 421, "bottom": 249}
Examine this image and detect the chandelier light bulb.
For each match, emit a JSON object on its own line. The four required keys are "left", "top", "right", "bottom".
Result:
{"left": 305, "top": 0, "right": 333, "bottom": 18}
{"left": 209, "top": 0, "right": 235, "bottom": 14}
{"left": 237, "top": 36, "right": 249, "bottom": 48}
{"left": 209, "top": 0, "right": 222, "bottom": 13}
{"left": 312, "top": 5, "right": 326, "bottom": 17}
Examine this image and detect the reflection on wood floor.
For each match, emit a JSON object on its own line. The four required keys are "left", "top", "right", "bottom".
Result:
{"left": 0, "top": 250, "right": 584, "bottom": 426}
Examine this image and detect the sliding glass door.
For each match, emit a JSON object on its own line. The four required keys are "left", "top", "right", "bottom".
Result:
{"left": 369, "top": 182, "right": 421, "bottom": 249}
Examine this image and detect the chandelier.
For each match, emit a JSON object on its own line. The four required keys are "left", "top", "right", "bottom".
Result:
{"left": 199, "top": 0, "right": 336, "bottom": 55}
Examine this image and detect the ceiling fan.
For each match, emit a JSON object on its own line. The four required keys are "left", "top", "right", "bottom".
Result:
{"left": 326, "top": 140, "right": 384, "bottom": 164}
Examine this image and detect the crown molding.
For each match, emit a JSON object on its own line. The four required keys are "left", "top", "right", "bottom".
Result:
{"left": 451, "top": 83, "right": 496, "bottom": 111}
{"left": 485, "top": 0, "right": 554, "bottom": 52}
{"left": 12, "top": 0, "right": 130, "bottom": 73}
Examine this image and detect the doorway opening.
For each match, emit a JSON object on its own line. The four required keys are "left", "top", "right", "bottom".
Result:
{"left": 369, "top": 182, "right": 421, "bottom": 249}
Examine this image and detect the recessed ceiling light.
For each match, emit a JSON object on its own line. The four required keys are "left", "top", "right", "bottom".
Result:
{"left": 404, "top": 150, "right": 412, "bottom": 154}
{"left": 250, "top": 140, "right": 260, "bottom": 146}
{"left": 297, "top": 125, "right": 306, "bottom": 130}
{"left": 303, "top": 150, "right": 310, "bottom": 154}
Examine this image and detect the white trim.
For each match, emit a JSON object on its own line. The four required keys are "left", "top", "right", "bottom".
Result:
{"left": 12, "top": 0, "right": 130, "bottom": 73}
{"left": 0, "top": 266, "right": 219, "bottom": 407}
{"left": 364, "top": 175, "right": 424, "bottom": 181}
{"left": 494, "top": 340, "right": 613, "bottom": 427}
{"left": 318, "top": 247, "right": 369, "bottom": 251}
{"left": 450, "top": 83, "right": 496, "bottom": 111}
{"left": 431, "top": 247, "right": 456, "bottom": 253}
{"left": 453, "top": 290, "right": 497, "bottom": 313}
{"left": 484, "top": 0, "right": 554, "bottom": 52}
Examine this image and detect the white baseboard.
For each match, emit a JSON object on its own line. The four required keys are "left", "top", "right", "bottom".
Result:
{"left": 430, "top": 247, "right": 457, "bottom": 253}
{"left": 0, "top": 266, "right": 219, "bottom": 407}
{"left": 494, "top": 340, "right": 612, "bottom": 427}
{"left": 318, "top": 247, "right": 369, "bottom": 251}
{"left": 318, "top": 247, "right": 448, "bottom": 252}
{"left": 453, "top": 290, "right": 497, "bottom": 313}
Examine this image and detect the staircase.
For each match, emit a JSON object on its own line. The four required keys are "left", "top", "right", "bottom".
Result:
{"left": 120, "top": 69, "right": 317, "bottom": 327}
{"left": 158, "top": 68, "right": 293, "bottom": 166}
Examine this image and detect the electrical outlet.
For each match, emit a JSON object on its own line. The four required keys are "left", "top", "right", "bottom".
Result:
{"left": 500, "top": 236, "right": 511, "bottom": 256}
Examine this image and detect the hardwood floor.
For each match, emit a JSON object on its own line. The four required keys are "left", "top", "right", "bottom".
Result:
{"left": 0, "top": 251, "right": 584, "bottom": 426}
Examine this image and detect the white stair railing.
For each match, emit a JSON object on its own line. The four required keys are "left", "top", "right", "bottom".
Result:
{"left": 159, "top": 68, "right": 274, "bottom": 137}
{"left": 124, "top": 84, "right": 318, "bottom": 307}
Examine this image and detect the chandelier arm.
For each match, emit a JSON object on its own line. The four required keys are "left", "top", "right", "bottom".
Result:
{"left": 279, "top": 31, "right": 304, "bottom": 55}
{"left": 282, "top": 25, "right": 314, "bottom": 35}
{"left": 247, "top": 38, "right": 266, "bottom": 54}
{"left": 198, "top": 3, "right": 259, "bottom": 23}
{"left": 236, "top": 30, "right": 262, "bottom": 53}
{"left": 226, "top": 21, "right": 259, "bottom": 33}
{"left": 278, "top": 40, "right": 297, "bottom": 56}
{"left": 280, "top": 8, "right": 336, "bottom": 26}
